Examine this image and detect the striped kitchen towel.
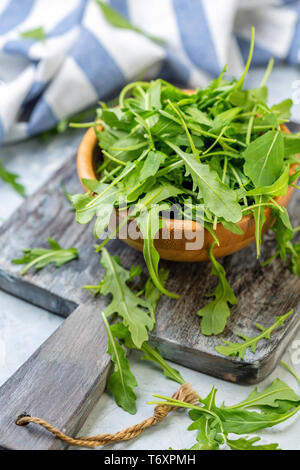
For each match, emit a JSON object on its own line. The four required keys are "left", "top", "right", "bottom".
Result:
{"left": 0, "top": 0, "right": 299, "bottom": 145}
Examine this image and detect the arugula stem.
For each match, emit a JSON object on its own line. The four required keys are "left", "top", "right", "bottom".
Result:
{"left": 141, "top": 343, "right": 185, "bottom": 385}
{"left": 235, "top": 26, "right": 255, "bottom": 89}
{"left": 69, "top": 121, "right": 97, "bottom": 128}
{"left": 119, "top": 81, "right": 150, "bottom": 108}
{"left": 260, "top": 58, "right": 275, "bottom": 87}
{"left": 102, "top": 150, "right": 127, "bottom": 166}
{"left": 20, "top": 251, "right": 60, "bottom": 275}
{"left": 281, "top": 361, "right": 300, "bottom": 385}
{"left": 242, "top": 202, "right": 284, "bottom": 213}
{"left": 168, "top": 100, "right": 200, "bottom": 162}
{"left": 149, "top": 395, "right": 228, "bottom": 445}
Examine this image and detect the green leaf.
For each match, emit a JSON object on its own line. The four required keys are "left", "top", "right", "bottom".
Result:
{"left": 0, "top": 160, "right": 25, "bottom": 197}
{"left": 100, "top": 248, "right": 153, "bottom": 348}
{"left": 136, "top": 204, "right": 179, "bottom": 299}
{"left": 283, "top": 133, "right": 300, "bottom": 157}
{"left": 217, "top": 406, "right": 300, "bottom": 434}
{"left": 96, "top": 0, "right": 163, "bottom": 44}
{"left": 271, "top": 99, "right": 292, "bottom": 120}
{"left": 20, "top": 26, "right": 46, "bottom": 41}
{"left": 188, "top": 416, "right": 221, "bottom": 450}
{"left": 243, "top": 130, "right": 284, "bottom": 187}
{"left": 222, "top": 221, "right": 244, "bottom": 235}
{"left": 110, "top": 321, "right": 184, "bottom": 384}
{"left": 144, "top": 267, "right": 169, "bottom": 322}
{"left": 69, "top": 182, "right": 118, "bottom": 237}
{"left": 246, "top": 164, "right": 290, "bottom": 197}
{"left": 253, "top": 195, "right": 267, "bottom": 258}
{"left": 137, "top": 183, "right": 184, "bottom": 208}
{"left": 212, "top": 107, "right": 242, "bottom": 131}
{"left": 227, "top": 378, "right": 300, "bottom": 410}
{"left": 272, "top": 207, "right": 294, "bottom": 261}
{"left": 227, "top": 436, "right": 279, "bottom": 450}
{"left": 188, "top": 387, "right": 222, "bottom": 450}
{"left": 12, "top": 238, "right": 78, "bottom": 275}
{"left": 290, "top": 243, "right": 300, "bottom": 276}
{"left": 102, "top": 313, "right": 137, "bottom": 414}
{"left": 197, "top": 243, "right": 237, "bottom": 336}
{"left": 215, "top": 309, "right": 294, "bottom": 359}
{"left": 166, "top": 141, "right": 242, "bottom": 223}
{"left": 139, "top": 150, "right": 165, "bottom": 182}
{"left": 141, "top": 342, "right": 184, "bottom": 384}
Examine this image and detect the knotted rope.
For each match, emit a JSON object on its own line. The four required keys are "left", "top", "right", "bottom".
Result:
{"left": 15, "top": 382, "right": 199, "bottom": 448}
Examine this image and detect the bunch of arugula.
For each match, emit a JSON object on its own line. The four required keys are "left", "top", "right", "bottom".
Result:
{"left": 84, "top": 248, "right": 184, "bottom": 414}
{"left": 150, "top": 363, "right": 300, "bottom": 450}
{"left": 71, "top": 28, "right": 300, "bottom": 335}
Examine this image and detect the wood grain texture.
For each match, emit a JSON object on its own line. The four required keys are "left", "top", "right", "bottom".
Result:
{"left": 0, "top": 153, "right": 299, "bottom": 449}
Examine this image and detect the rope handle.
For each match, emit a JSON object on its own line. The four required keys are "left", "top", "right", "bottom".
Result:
{"left": 15, "top": 383, "right": 199, "bottom": 448}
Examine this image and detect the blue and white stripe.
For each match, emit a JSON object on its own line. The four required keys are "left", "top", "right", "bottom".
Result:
{"left": 0, "top": 0, "right": 299, "bottom": 145}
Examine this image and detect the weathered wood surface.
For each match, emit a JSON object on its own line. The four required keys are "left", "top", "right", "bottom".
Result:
{"left": 0, "top": 152, "right": 299, "bottom": 449}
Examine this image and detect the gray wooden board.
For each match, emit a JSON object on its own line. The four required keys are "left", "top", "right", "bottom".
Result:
{"left": 0, "top": 153, "right": 299, "bottom": 450}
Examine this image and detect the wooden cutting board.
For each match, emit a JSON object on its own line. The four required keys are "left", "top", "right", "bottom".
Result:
{"left": 0, "top": 153, "right": 299, "bottom": 450}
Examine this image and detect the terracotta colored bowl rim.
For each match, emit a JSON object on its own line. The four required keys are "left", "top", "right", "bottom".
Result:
{"left": 77, "top": 124, "right": 296, "bottom": 236}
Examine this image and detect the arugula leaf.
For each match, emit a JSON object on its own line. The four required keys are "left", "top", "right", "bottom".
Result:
{"left": 227, "top": 436, "right": 279, "bottom": 450}
{"left": 188, "top": 388, "right": 222, "bottom": 450}
{"left": 225, "top": 378, "right": 300, "bottom": 410}
{"left": 243, "top": 130, "right": 284, "bottom": 187}
{"left": 283, "top": 132, "right": 300, "bottom": 157}
{"left": 144, "top": 267, "right": 169, "bottom": 322}
{"left": 99, "top": 248, "right": 153, "bottom": 348}
{"left": 247, "top": 164, "right": 290, "bottom": 197}
{"left": 253, "top": 195, "right": 267, "bottom": 258}
{"left": 215, "top": 309, "right": 293, "bottom": 359}
{"left": 12, "top": 238, "right": 78, "bottom": 275}
{"left": 96, "top": 0, "right": 163, "bottom": 44}
{"left": 20, "top": 26, "right": 46, "bottom": 41}
{"left": 141, "top": 343, "right": 184, "bottom": 384}
{"left": 139, "top": 151, "right": 165, "bottom": 182}
{"left": 109, "top": 321, "right": 184, "bottom": 384}
{"left": 197, "top": 243, "right": 237, "bottom": 335}
{"left": 272, "top": 207, "right": 295, "bottom": 261}
{"left": 102, "top": 313, "right": 137, "bottom": 414}
{"left": 0, "top": 160, "right": 25, "bottom": 197}
{"left": 136, "top": 202, "right": 179, "bottom": 299}
{"left": 69, "top": 182, "right": 118, "bottom": 238}
{"left": 217, "top": 406, "right": 300, "bottom": 434}
{"left": 165, "top": 141, "right": 242, "bottom": 223}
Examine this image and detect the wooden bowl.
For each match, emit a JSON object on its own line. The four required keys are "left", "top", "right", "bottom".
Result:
{"left": 77, "top": 124, "right": 295, "bottom": 262}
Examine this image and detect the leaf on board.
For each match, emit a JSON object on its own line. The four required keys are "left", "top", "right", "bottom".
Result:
{"left": 12, "top": 238, "right": 78, "bottom": 275}
{"left": 102, "top": 313, "right": 138, "bottom": 414}
{"left": 110, "top": 321, "right": 184, "bottom": 384}
{"left": 197, "top": 244, "right": 237, "bottom": 336}
{"left": 215, "top": 310, "right": 294, "bottom": 360}
{"left": 100, "top": 248, "right": 153, "bottom": 348}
